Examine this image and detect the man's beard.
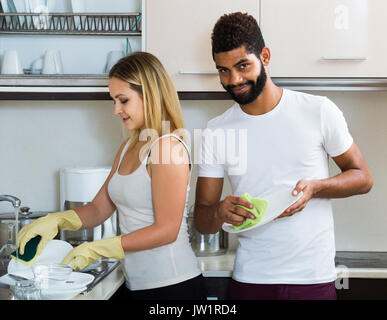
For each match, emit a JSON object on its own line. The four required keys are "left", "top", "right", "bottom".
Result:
{"left": 222, "top": 61, "right": 267, "bottom": 105}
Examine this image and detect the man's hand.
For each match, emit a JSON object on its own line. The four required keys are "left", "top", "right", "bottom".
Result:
{"left": 276, "top": 179, "right": 318, "bottom": 219}
{"left": 217, "top": 195, "right": 255, "bottom": 226}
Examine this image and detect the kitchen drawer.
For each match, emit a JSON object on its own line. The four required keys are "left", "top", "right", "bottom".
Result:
{"left": 261, "top": 0, "right": 387, "bottom": 77}
{"left": 204, "top": 277, "right": 231, "bottom": 300}
{"left": 336, "top": 278, "right": 387, "bottom": 300}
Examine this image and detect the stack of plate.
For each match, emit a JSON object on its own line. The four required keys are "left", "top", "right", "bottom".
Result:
{"left": 0, "top": 239, "right": 95, "bottom": 300}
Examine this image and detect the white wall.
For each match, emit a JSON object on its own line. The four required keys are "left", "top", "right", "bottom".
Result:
{"left": 0, "top": 90, "right": 386, "bottom": 251}
{"left": 0, "top": 100, "right": 123, "bottom": 211}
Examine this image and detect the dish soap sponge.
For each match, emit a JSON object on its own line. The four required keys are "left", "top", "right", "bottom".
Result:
{"left": 233, "top": 193, "right": 269, "bottom": 231}
{"left": 10, "top": 235, "right": 42, "bottom": 265}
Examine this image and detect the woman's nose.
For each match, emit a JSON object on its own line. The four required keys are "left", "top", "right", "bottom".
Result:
{"left": 114, "top": 103, "right": 121, "bottom": 115}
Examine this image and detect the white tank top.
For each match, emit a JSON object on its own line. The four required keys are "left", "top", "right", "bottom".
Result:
{"left": 108, "top": 133, "right": 201, "bottom": 290}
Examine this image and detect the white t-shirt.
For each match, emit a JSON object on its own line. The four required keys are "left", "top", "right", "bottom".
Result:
{"left": 197, "top": 89, "right": 353, "bottom": 284}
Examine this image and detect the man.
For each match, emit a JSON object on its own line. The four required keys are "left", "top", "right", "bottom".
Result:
{"left": 194, "top": 12, "right": 373, "bottom": 300}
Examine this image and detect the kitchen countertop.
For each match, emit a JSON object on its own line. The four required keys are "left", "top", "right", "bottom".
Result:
{"left": 197, "top": 250, "right": 387, "bottom": 279}
{"left": 70, "top": 250, "right": 387, "bottom": 300}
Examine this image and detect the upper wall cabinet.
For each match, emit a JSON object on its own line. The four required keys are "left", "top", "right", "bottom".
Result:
{"left": 261, "top": 0, "right": 387, "bottom": 77}
{"left": 144, "top": 0, "right": 260, "bottom": 91}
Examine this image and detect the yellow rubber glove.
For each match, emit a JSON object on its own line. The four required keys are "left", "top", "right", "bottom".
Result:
{"left": 62, "top": 236, "right": 125, "bottom": 271}
{"left": 17, "top": 210, "right": 82, "bottom": 257}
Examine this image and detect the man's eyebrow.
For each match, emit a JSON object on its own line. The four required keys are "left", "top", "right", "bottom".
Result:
{"left": 216, "top": 58, "right": 250, "bottom": 70}
{"left": 233, "top": 59, "right": 250, "bottom": 67}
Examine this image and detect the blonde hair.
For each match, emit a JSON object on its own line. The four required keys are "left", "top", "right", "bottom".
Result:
{"left": 109, "top": 51, "right": 186, "bottom": 151}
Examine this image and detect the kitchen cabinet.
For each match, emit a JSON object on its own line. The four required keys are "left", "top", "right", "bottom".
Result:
{"left": 261, "top": 0, "right": 387, "bottom": 77}
{"left": 144, "top": 0, "right": 260, "bottom": 92}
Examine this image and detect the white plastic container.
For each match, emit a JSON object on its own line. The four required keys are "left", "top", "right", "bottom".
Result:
{"left": 59, "top": 167, "right": 117, "bottom": 245}
{"left": 60, "top": 167, "right": 110, "bottom": 206}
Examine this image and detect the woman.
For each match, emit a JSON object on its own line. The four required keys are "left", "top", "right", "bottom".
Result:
{"left": 17, "top": 51, "right": 206, "bottom": 300}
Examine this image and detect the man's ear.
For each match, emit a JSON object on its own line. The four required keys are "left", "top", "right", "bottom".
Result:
{"left": 260, "top": 47, "right": 271, "bottom": 66}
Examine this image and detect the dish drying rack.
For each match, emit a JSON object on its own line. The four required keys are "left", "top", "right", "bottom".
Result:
{"left": 0, "top": 13, "right": 141, "bottom": 36}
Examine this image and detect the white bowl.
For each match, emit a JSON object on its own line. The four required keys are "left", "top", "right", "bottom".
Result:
{"left": 32, "top": 263, "right": 73, "bottom": 288}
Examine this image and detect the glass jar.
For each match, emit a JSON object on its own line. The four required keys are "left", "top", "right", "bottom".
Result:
{"left": 12, "top": 279, "right": 41, "bottom": 300}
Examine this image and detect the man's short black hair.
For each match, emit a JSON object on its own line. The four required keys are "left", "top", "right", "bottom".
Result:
{"left": 211, "top": 12, "right": 265, "bottom": 59}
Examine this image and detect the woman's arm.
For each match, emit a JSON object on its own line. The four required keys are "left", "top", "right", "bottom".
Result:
{"left": 121, "top": 137, "right": 190, "bottom": 251}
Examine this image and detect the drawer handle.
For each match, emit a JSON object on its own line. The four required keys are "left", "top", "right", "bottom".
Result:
{"left": 179, "top": 70, "right": 218, "bottom": 75}
{"left": 320, "top": 56, "right": 367, "bottom": 61}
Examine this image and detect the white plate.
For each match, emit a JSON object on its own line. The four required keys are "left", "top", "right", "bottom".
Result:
{"left": 0, "top": 270, "right": 32, "bottom": 286}
{"left": 0, "top": 271, "right": 94, "bottom": 291}
{"left": 8, "top": 239, "right": 74, "bottom": 277}
{"left": 45, "top": 271, "right": 94, "bottom": 290}
{"left": 222, "top": 187, "right": 303, "bottom": 234}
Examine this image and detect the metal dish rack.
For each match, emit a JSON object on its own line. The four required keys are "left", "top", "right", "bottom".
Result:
{"left": 0, "top": 13, "right": 141, "bottom": 36}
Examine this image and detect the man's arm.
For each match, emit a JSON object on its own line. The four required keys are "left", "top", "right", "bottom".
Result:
{"left": 279, "top": 143, "right": 373, "bottom": 218}
{"left": 314, "top": 142, "right": 373, "bottom": 198}
{"left": 194, "top": 177, "right": 255, "bottom": 234}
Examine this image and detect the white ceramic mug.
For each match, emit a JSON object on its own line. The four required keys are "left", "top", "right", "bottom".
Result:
{"left": 42, "top": 50, "right": 63, "bottom": 74}
{"left": 1, "top": 50, "right": 23, "bottom": 74}
{"left": 31, "top": 50, "right": 63, "bottom": 74}
{"left": 104, "top": 50, "right": 124, "bottom": 73}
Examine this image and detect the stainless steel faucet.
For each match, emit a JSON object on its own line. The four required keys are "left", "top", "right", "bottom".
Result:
{"left": 0, "top": 195, "right": 21, "bottom": 208}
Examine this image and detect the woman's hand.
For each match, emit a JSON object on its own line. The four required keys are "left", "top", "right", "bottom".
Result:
{"left": 62, "top": 236, "right": 124, "bottom": 271}
{"left": 17, "top": 210, "right": 82, "bottom": 257}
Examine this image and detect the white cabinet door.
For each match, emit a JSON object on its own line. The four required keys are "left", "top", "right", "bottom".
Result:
{"left": 261, "top": 0, "right": 387, "bottom": 77}
{"left": 144, "top": 0, "right": 260, "bottom": 91}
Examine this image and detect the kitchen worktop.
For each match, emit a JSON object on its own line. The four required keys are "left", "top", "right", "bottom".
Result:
{"left": 69, "top": 250, "right": 387, "bottom": 299}
{"left": 197, "top": 250, "right": 387, "bottom": 279}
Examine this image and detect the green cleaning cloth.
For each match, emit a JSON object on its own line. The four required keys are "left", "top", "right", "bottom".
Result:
{"left": 233, "top": 193, "right": 269, "bottom": 231}
{"left": 10, "top": 235, "right": 42, "bottom": 265}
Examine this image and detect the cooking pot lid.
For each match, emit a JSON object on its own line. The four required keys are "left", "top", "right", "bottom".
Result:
{"left": 0, "top": 211, "right": 49, "bottom": 220}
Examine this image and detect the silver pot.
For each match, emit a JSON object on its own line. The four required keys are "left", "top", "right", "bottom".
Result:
{"left": 187, "top": 205, "right": 228, "bottom": 257}
{"left": 0, "top": 207, "right": 49, "bottom": 248}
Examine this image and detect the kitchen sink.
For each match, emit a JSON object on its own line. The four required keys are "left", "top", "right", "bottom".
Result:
{"left": 0, "top": 256, "right": 121, "bottom": 296}
{"left": 79, "top": 258, "right": 121, "bottom": 295}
